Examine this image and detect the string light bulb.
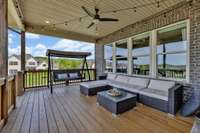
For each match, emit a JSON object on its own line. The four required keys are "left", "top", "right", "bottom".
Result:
{"left": 157, "top": 1, "right": 160, "bottom": 8}
{"left": 79, "top": 17, "right": 82, "bottom": 22}
{"left": 53, "top": 24, "right": 56, "bottom": 30}
{"left": 64, "top": 21, "right": 68, "bottom": 26}
{"left": 133, "top": 7, "right": 137, "bottom": 12}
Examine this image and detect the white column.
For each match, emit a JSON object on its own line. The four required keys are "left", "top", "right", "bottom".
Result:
{"left": 150, "top": 30, "right": 157, "bottom": 78}
{"left": 186, "top": 20, "right": 190, "bottom": 82}
{"left": 95, "top": 44, "right": 105, "bottom": 77}
{"left": 112, "top": 42, "right": 116, "bottom": 73}
{"left": 127, "top": 37, "right": 133, "bottom": 75}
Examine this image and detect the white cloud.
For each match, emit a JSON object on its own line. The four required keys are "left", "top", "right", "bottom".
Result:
{"left": 34, "top": 43, "right": 47, "bottom": 56}
{"left": 26, "top": 32, "right": 40, "bottom": 39}
{"left": 53, "top": 39, "right": 94, "bottom": 52}
{"left": 8, "top": 33, "right": 14, "bottom": 44}
{"left": 35, "top": 43, "right": 47, "bottom": 50}
{"left": 52, "top": 39, "right": 94, "bottom": 59}
{"left": 8, "top": 45, "right": 32, "bottom": 56}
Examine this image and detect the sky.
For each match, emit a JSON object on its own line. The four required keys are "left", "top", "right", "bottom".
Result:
{"left": 8, "top": 30, "right": 95, "bottom": 59}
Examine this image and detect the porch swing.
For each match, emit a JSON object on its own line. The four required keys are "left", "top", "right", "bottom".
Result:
{"left": 46, "top": 49, "right": 91, "bottom": 94}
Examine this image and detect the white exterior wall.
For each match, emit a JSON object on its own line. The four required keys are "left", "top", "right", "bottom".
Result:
{"left": 8, "top": 56, "right": 21, "bottom": 75}
{"left": 26, "top": 57, "right": 38, "bottom": 69}
{"left": 36, "top": 62, "right": 48, "bottom": 70}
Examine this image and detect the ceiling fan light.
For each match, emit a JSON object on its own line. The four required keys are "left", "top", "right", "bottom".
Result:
{"left": 95, "top": 31, "right": 99, "bottom": 35}
{"left": 93, "top": 19, "right": 99, "bottom": 23}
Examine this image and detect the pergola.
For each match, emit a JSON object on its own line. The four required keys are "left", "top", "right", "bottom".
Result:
{"left": 46, "top": 49, "right": 92, "bottom": 93}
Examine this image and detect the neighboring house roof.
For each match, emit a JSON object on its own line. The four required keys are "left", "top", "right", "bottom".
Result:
{"left": 9, "top": 54, "right": 20, "bottom": 60}
{"left": 9, "top": 54, "right": 34, "bottom": 61}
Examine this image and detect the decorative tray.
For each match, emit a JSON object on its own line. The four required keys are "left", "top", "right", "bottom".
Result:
{"left": 107, "top": 89, "right": 122, "bottom": 97}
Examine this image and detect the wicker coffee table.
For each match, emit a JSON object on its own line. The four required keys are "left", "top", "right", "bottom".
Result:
{"left": 97, "top": 90, "right": 137, "bottom": 116}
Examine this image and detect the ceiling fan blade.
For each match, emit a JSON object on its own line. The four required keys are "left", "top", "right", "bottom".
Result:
{"left": 99, "top": 18, "right": 119, "bottom": 22}
{"left": 87, "top": 22, "right": 95, "bottom": 29}
{"left": 81, "top": 6, "right": 95, "bottom": 17}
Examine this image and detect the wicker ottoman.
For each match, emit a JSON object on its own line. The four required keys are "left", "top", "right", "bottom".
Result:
{"left": 97, "top": 90, "right": 137, "bottom": 116}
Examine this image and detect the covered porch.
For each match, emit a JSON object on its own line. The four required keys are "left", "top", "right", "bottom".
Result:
{"left": 0, "top": 0, "right": 200, "bottom": 132}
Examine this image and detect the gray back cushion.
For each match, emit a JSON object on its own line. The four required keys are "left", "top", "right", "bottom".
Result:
{"left": 128, "top": 77, "right": 149, "bottom": 87}
{"left": 115, "top": 75, "right": 129, "bottom": 83}
{"left": 148, "top": 80, "right": 175, "bottom": 91}
{"left": 57, "top": 73, "right": 68, "bottom": 79}
{"left": 107, "top": 73, "right": 117, "bottom": 80}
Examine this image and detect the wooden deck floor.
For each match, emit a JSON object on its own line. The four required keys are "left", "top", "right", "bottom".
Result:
{"left": 1, "top": 85, "right": 194, "bottom": 133}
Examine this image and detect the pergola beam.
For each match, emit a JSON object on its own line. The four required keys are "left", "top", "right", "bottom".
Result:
{"left": 26, "top": 26, "right": 96, "bottom": 43}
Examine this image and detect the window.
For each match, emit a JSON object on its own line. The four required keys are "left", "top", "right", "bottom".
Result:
{"left": 29, "top": 62, "right": 36, "bottom": 65}
{"left": 116, "top": 41, "right": 128, "bottom": 73}
{"left": 132, "top": 33, "right": 150, "bottom": 76}
{"left": 9, "top": 69, "right": 18, "bottom": 75}
{"left": 157, "top": 23, "right": 187, "bottom": 80}
{"left": 9, "top": 61, "right": 18, "bottom": 65}
{"left": 104, "top": 44, "right": 113, "bottom": 72}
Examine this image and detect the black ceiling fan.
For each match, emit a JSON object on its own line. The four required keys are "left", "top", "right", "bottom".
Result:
{"left": 81, "top": 6, "right": 119, "bottom": 29}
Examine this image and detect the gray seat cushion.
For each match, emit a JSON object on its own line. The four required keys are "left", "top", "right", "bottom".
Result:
{"left": 80, "top": 80, "right": 109, "bottom": 88}
{"left": 139, "top": 88, "right": 168, "bottom": 101}
{"left": 57, "top": 73, "right": 68, "bottom": 80}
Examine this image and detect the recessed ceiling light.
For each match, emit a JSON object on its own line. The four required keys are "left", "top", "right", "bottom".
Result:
{"left": 45, "top": 20, "right": 50, "bottom": 24}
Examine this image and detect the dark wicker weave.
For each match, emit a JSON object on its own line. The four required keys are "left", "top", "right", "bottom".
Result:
{"left": 80, "top": 85, "right": 110, "bottom": 96}
{"left": 97, "top": 91, "right": 137, "bottom": 115}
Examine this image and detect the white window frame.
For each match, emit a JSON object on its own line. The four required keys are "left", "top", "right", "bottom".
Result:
{"left": 130, "top": 32, "right": 151, "bottom": 77}
{"left": 104, "top": 44, "right": 114, "bottom": 73}
{"left": 106, "top": 19, "right": 190, "bottom": 82}
{"left": 114, "top": 39, "right": 128, "bottom": 74}
{"left": 155, "top": 20, "right": 190, "bottom": 82}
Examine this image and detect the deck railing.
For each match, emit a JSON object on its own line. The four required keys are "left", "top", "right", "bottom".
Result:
{"left": 105, "top": 68, "right": 185, "bottom": 79}
{"left": 23, "top": 69, "right": 96, "bottom": 89}
{"left": 0, "top": 76, "right": 16, "bottom": 128}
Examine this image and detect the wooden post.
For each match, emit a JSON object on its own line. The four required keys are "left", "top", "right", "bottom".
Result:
{"left": 21, "top": 31, "right": 26, "bottom": 71}
{"left": 16, "top": 71, "right": 24, "bottom": 96}
{"left": 13, "top": 76, "right": 16, "bottom": 109}
{"left": 0, "top": 0, "right": 8, "bottom": 124}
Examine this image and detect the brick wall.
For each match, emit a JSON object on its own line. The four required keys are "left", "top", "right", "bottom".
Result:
{"left": 95, "top": 0, "right": 200, "bottom": 102}
{"left": 189, "top": 0, "right": 200, "bottom": 84}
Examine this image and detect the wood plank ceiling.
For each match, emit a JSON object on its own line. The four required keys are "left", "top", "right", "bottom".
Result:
{"left": 14, "top": 0, "right": 186, "bottom": 42}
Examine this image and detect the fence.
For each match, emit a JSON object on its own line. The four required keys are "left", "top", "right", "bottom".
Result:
{"left": 23, "top": 69, "right": 96, "bottom": 89}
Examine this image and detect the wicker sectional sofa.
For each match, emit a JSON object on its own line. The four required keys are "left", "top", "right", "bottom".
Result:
{"left": 80, "top": 73, "right": 183, "bottom": 115}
